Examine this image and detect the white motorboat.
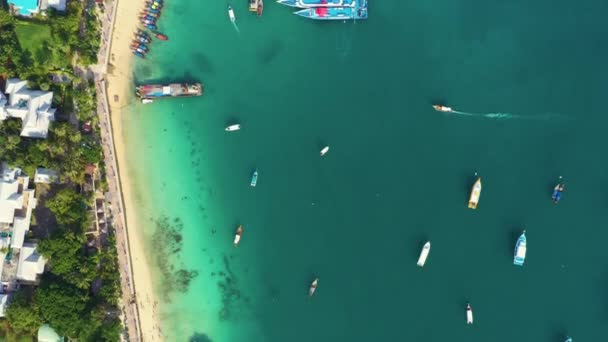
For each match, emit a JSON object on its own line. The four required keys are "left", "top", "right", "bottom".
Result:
{"left": 228, "top": 5, "right": 236, "bottom": 22}
{"left": 432, "top": 104, "right": 453, "bottom": 112}
{"left": 142, "top": 99, "right": 153, "bottom": 104}
{"left": 233, "top": 225, "right": 243, "bottom": 246}
{"left": 320, "top": 146, "right": 329, "bottom": 156}
{"left": 225, "top": 124, "right": 241, "bottom": 132}
{"left": 466, "top": 303, "right": 473, "bottom": 324}
{"left": 309, "top": 278, "right": 318, "bottom": 297}
{"left": 417, "top": 241, "right": 431, "bottom": 267}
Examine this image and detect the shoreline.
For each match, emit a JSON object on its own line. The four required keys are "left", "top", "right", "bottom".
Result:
{"left": 101, "top": 0, "right": 162, "bottom": 341}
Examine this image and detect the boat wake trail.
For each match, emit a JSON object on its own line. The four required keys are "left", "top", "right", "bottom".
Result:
{"left": 232, "top": 22, "right": 240, "bottom": 33}
{"left": 449, "top": 111, "right": 566, "bottom": 121}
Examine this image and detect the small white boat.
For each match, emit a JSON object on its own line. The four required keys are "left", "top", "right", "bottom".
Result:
{"left": 320, "top": 146, "right": 329, "bottom": 156}
{"left": 466, "top": 303, "right": 473, "bottom": 324}
{"left": 417, "top": 241, "right": 431, "bottom": 267}
{"left": 225, "top": 124, "right": 241, "bottom": 132}
{"left": 432, "top": 104, "right": 453, "bottom": 112}
{"left": 250, "top": 170, "right": 258, "bottom": 187}
{"left": 228, "top": 5, "right": 236, "bottom": 22}
{"left": 565, "top": 337, "right": 573, "bottom": 342}
{"left": 141, "top": 99, "right": 153, "bottom": 104}
{"left": 309, "top": 278, "right": 318, "bottom": 297}
{"left": 233, "top": 225, "right": 243, "bottom": 246}
{"left": 468, "top": 177, "right": 482, "bottom": 209}
{"left": 513, "top": 230, "right": 527, "bottom": 266}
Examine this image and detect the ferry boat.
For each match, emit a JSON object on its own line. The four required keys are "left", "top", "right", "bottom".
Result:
{"left": 309, "top": 278, "right": 318, "bottom": 296}
{"left": 416, "top": 241, "right": 431, "bottom": 267}
{"left": 250, "top": 170, "right": 258, "bottom": 187}
{"left": 466, "top": 303, "right": 473, "bottom": 324}
{"left": 468, "top": 177, "right": 482, "bottom": 209}
{"left": 513, "top": 231, "right": 527, "bottom": 266}
{"left": 278, "top": 0, "right": 350, "bottom": 8}
{"left": 228, "top": 5, "right": 236, "bottom": 22}
{"left": 294, "top": 5, "right": 367, "bottom": 20}
{"left": 432, "top": 104, "right": 453, "bottom": 112}
{"left": 234, "top": 225, "right": 243, "bottom": 246}
{"left": 320, "top": 146, "right": 329, "bottom": 156}
{"left": 552, "top": 181, "right": 565, "bottom": 204}
{"left": 136, "top": 83, "right": 203, "bottom": 100}
{"left": 225, "top": 124, "right": 241, "bottom": 132}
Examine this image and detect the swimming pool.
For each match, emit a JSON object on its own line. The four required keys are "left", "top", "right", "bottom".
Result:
{"left": 8, "top": 0, "right": 39, "bottom": 16}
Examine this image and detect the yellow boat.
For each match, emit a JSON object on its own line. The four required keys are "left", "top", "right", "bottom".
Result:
{"left": 468, "top": 178, "right": 481, "bottom": 209}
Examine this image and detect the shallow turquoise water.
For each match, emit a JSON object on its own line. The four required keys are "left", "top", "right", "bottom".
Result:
{"left": 123, "top": 0, "right": 608, "bottom": 341}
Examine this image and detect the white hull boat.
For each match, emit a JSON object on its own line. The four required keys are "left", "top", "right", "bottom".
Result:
{"left": 417, "top": 241, "right": 431, "bottom": 267}
{"left": 320, "top": 146, "right": 329, "bottom": 156}
{"left": 233, "top": 225, "right": 243, "bottom": 246}
{"left": 142, "top": 99, "right": 153, "bottom": 104}
{"left": 466, "top": 303, "right": 473, "bottom": 324}
{"left": 228, "top": 5, "right": 236, "bottom": 22}
{"left": 309, "top": 278, "right": 318, "bottom": 297}
{"left": 225, "top": 124, "right": 241, "bottom": 132}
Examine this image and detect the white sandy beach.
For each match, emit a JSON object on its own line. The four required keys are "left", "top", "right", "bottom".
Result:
{"left": 105, "top": 0, "right": 162, "bottom": 341}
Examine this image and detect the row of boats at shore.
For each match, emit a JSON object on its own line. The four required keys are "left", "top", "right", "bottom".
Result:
{"left": 277, "top": 0, "right": 368, "bottom": 20}
{"left": 132, "top": 0, "right": 169, "bottom": 59}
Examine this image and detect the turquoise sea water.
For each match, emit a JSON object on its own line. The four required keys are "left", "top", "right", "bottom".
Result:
{"left": 122, "top": 0, "right": 608, "bottom": 341}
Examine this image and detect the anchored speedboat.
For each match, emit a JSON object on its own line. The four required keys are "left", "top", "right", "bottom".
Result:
{"left": 225, "top": 124, "right": 241, "bottom": 132}
{"left": 234, "top": 225, "right": 243, "bottom": 246}
{"left": 309, "top": 278, "right": 318, "bottom": 296}
{"left": 468, "top": 177, "right": 482, "bottom": 209}
{"left": 250, "top": 170, "right": 258, "bottom": 187}
{"left": 466, "top": 303, "right": 473, "bottom": 324}
{"left": 228, "top": 5, "right": 236, "bottom": 22}
{"left": 432, "top": 104, "right": 453, "bottom": 112}
{"left": 513, "top": 230, "right": 527, "bottom": 266}
{"left": 320, "top": 146, "right": 329, "bottom": 156}
{"left": 417, "top": 241, "right": 431, "bottom": 267}
{"left": 552, "top": 182, "right": 565, "bottom": 204}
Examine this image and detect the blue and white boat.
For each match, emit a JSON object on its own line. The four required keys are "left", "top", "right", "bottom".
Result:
{"left": 552, "top": 180, "right": 565, "bottom": 204}
{"left": 513, "top": 231, "right": 527, "bottom": 266}
{"left": 294, "top": 5, "right": 367, "bottom": 20}
{"left": 250, "top": 170, "right": 258, "bottom": 187}
{"left": 277, "top": 0, "right": 351, "bottom": 8}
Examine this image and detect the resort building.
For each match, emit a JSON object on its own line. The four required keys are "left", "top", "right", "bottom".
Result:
{"left": 0, "top": 163, "right": 37, "bottom": 251}
{"left": 34, "top": 168, "right": 59, "bottom": 184}
{"left": 8, "top": 0, "right": 67, "bottom": 16}
{"left": 16, "top": 243, "right": 46, "bottom": 283}
{"left": 0, "top": 78, "right": 56, "bottom": 138}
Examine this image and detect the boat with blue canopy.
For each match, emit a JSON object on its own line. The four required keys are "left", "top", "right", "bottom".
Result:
{"left": 277, "top": 0, "right": 350, "bottom": 8}
{"left": 552, "top": 177, "right": 565, "bottom": 204}
{"left": 513, "top": 231, "right": 527, "bottom": 266}
{"left": 294, "top": 4, "right": 367, "bottom": 20}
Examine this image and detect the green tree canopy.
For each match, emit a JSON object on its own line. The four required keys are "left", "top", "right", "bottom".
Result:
{"left": 45, "top": 188, "right": 88, "bottom": 228}
{"left": 36, "top": 277, "right": 89, "bottom": 338}
{"left": 5, "top": 289, "right": 43, "bottom": 336}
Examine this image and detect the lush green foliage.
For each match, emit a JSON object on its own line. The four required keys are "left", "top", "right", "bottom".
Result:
{"left": 36, "top": 278, "right": 90, "bottom": 337}
{"left": 45, "top": 188, "right": 88, "bottom": 228}
{"left": 5, "top": 290, "right": 42, "bottom": 336}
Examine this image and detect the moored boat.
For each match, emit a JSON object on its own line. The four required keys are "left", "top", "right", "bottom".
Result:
{"left": 142, "top": 99, "right": 153, "bottom": 104}
{"left": 155, "top": 32, "right": 168, "bottom": 40}
{"left": 234, "top": 225, "right": 243, "bottom": 246}
{"left": 513, "top": 231, "right": 527, "bottom": 266}
{"left": 417, "top": 241, "right": 431, "bottom": 267}
{"left": 249, "top": 0, "right": 259, "bottom": 12}
{"left": 133, "top": 51, "right": 146, "bottom": 59}
{"left": 136, "top": 83, "right": 203, "bottom": 99}
{"left": 552, "top": 180, "right": 564, "bottom": 204}
{"left": 294, "top": 6, "right": 367, "bottom": 20}
{"left": 468, "top": 177, "right": 481, "bottom": 209}
{"left": 466, "top": 303, "right": 473, "bottom": 324}
{"left": 257, "top": 0, "right": 264, "bottom": 16}
{"left": 320, "top": 146, "right": 329, "bottom": 156}
{"left": 250, "top": 170, "right": 258, "bottom": 187}
{"left": 225, "top": 124, "right": 241, "bottom": 132}
{"left": 432, "top": 104, "right": 453, "bottom": 112}
{"left": 565, "top": 337, "right": 573, "bottom": 342}
{"left": 278, "top": 0, "right": 349, "bottom": 7}
{"left": 228, "top": 5, "right": 236, "bottom": 22}
{"left": 309, "top": 278, "right": 318, "bottom": 296}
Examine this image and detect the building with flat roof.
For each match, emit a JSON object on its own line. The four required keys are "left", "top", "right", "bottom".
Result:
{"left": 34, "top": 168, "right": 59, "bottom": 184}
{"left": 16, "top": 243, "right": 46, "bottom": 283}
{"left": 0, "top": 163, "right": 37, "bottom": 250}
{"left": 0, "top": 79, "right": 56, "bottom": 138}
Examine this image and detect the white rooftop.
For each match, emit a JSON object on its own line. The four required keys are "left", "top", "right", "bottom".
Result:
{"left": 16, "top": 243, "right": 45, "bottom": 282}
{"left": 0, "top": 79, "right": 56, "bottom": 138}
{"left": 34, "top": 168, "right": 59, "bottom": 184}
{"left": 0, "top": 294, "right": 8, "bottom": 317}
{"left": 46, "top": 0, "right": 67, "bottom": 11}
{"left": 0, "top": 163, "right": 36, "bottom": 250}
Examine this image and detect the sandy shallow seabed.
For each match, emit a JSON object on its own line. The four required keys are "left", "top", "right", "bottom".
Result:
{"left": 105, "top": 0, "right": 162, "bottom": 341}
